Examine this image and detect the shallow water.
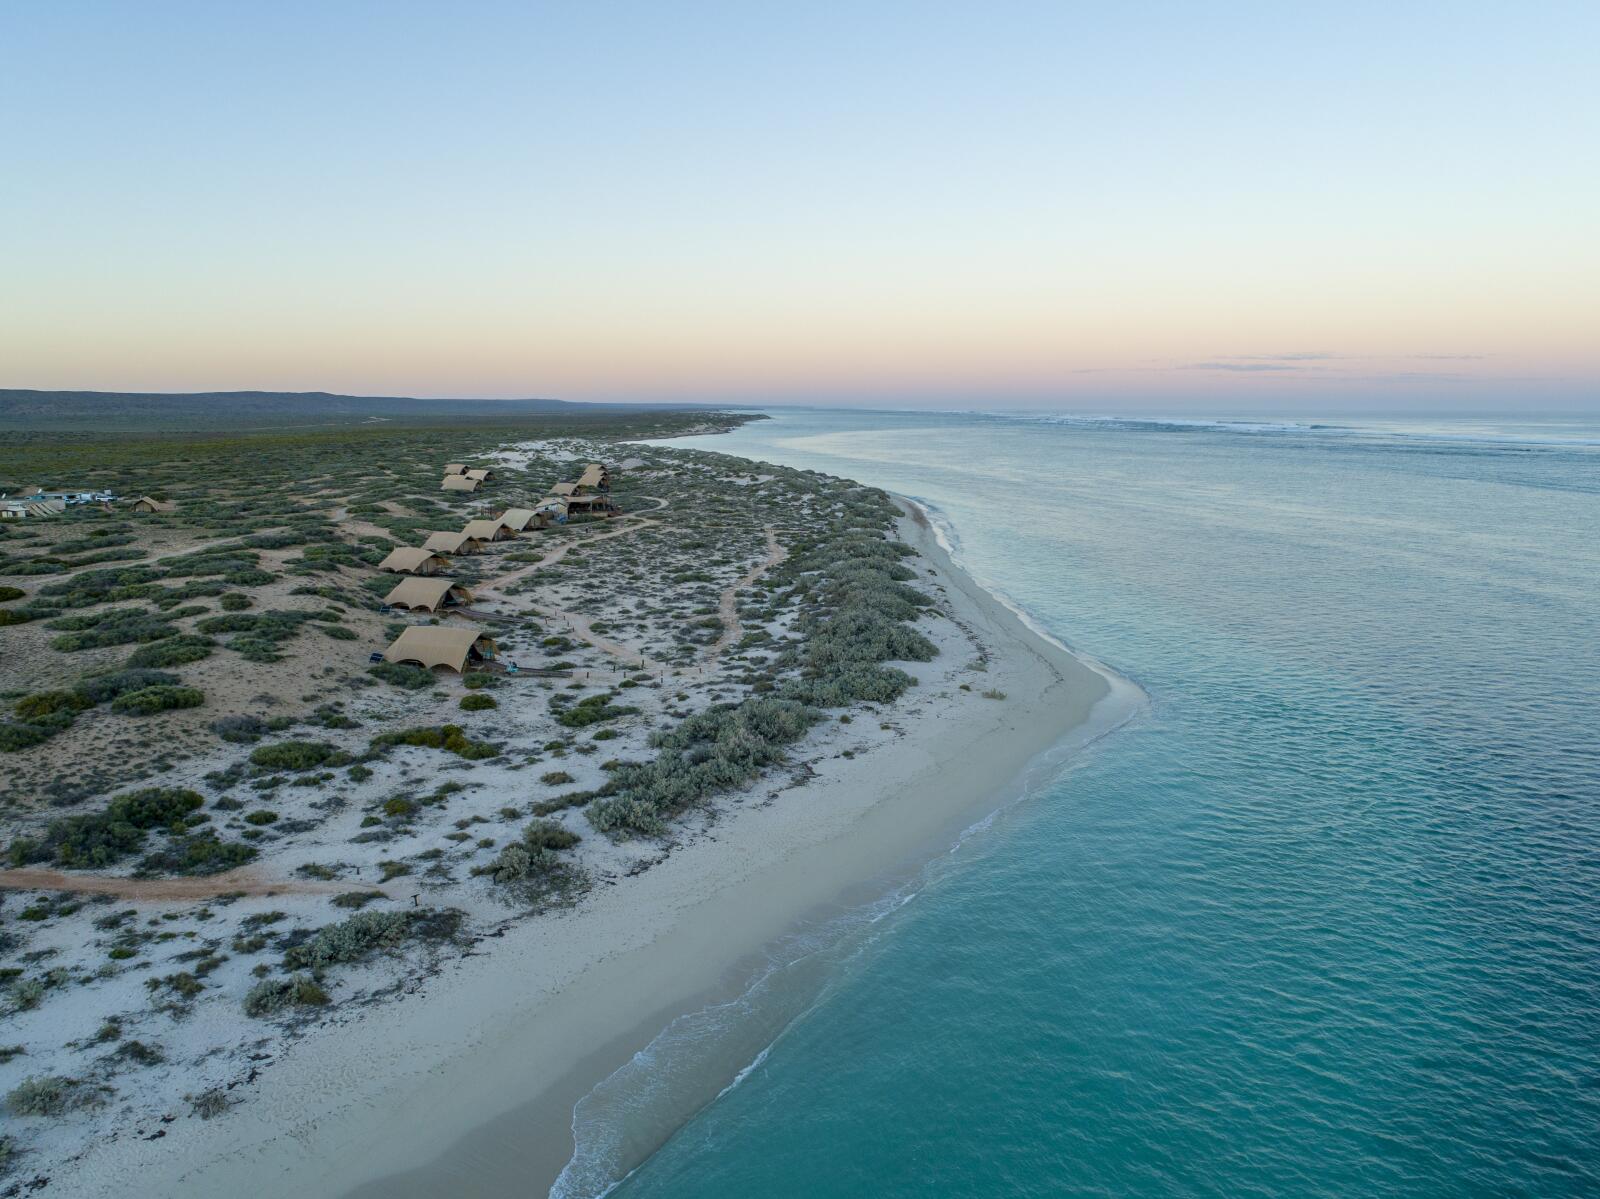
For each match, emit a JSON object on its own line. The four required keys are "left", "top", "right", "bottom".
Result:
{"left": 590, "top": 409, "right": 1600, "bottom": 1197}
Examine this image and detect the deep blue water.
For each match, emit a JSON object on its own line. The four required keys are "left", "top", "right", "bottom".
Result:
{"left": 601, "top": 410, "right": 1600, "bottom": 1197}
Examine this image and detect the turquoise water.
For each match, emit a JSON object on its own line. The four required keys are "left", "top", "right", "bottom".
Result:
{"left": 602, "top": 410, "right": 1600, "bottom": 1198}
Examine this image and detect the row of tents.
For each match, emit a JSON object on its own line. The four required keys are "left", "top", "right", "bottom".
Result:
{"left": 442, "top": 464, "right": 494, "bottom": 493}
{"left": 369, "top": 460, "right": 618, "bottom": 673}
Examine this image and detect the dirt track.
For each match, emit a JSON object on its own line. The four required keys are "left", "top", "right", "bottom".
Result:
{"left": 0, "top": 867, "right": 370, "bottom": 902}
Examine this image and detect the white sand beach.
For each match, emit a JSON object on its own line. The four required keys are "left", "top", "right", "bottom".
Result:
{"left": 56, "top": 503, "right": 1138, "bottom": 1199}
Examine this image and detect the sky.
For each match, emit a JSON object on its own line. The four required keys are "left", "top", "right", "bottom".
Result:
{"left": 2, "top": 1, "right": 1596, "bottom": 413}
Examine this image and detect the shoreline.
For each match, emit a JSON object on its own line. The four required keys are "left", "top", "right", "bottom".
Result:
{"left": 63, "top": 498, "right": 1138, "bottom": 1199}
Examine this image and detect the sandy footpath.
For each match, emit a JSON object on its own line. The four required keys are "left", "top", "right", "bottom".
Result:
{"left": 60, "top": 503, "right": 1138, "bottom": 1199}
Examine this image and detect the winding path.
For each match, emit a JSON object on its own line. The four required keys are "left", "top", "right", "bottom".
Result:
{"left": 704, "top": 525, "right": 787, "bottom": 664}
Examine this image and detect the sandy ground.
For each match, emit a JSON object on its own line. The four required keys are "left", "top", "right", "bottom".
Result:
{"left": 53, "top": 504, "right": 1140, "bottom": 1199}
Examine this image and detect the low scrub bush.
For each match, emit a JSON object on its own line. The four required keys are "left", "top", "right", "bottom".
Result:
{"left": 476, "top": 819, "right": 582, "bottom": 889}
{"left": 243, "top": 973, "right": 329, "bottom": 1017}
{"left": 13, "top": 690, "right": 93, "bottom": 722}
{"left": 125, "top": 634, "right": 215, "bottom": 668}
{"left": 0, "top": 585, "right": 25, "bottom": 602}
{"left": 368, "top": 661, "right": 434, "bottom": 690}
{"left": 73, "top": 668, "right": 179, "bottom": 704}
{"left": 5, "top": 1075, "right": 102, "bottom": 1118}
{"left": 110, "top": 685, "right": 204, "bottom": 716}
{"left": 283, "top": 910, "right": 411, "bottom": 970}
{"left": 0, "top": 723, "right": 54, "bottom": 752}
{"left": 250, "top": 740, "right": 351, "bottom": 772}
{"left": 209, "top": 714, "right": 267, "bottom": 743}
{"left": 47, "top": 608, "right": 179, "bottom": 652}
{"left": 553, "top": 693, "right": 638, "bottom": 728}
{"left": 137, "top": 832, "right": 257, "bottom": 876}
{"left": 458, "top": 693, "right": 496, "bottom": 711}
{"left": 588, "top": 698, "right": 820, "bottom": 839}
{"left": 7, "top": 787, "right": 204, "bottom": 869}
{"left": 370, "top": 724, "right": 498, "bottom": 760}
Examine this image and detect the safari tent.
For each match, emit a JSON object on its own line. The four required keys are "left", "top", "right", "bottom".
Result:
{"left": 566, "top": 493, "right": 620, "bottom": 517}
{"left": 130, "top": 496, "right": 176, "bottom": 514}
{"left": 497, "top": 507, "right": 547, "bottom": 532}
{"left": 443, "top": 464, "right": 465, "bottom": 475}
{"left": 442, "top": 475, "right": 480, "bottom": 492}
{"left": 464, "top": 468, "right": 494, "bottom": 482}
{"left": 551, "top": 481, "right": 578, "bottom": 497}
{"left": 383, "top": 577, "right": 473, "bottom": 613}
{"left": 423, "top": 530, "right": 485, "bottom": 555}
{"left": 1, "top": 499, "right": 65, "bottom": 520}
{"left": 381, "top": 626, "right": 497, "bottom": 673}
{"left": 462, "top": 518, "right": 513, "bottom": 542}
{"left": 378, "top": 547, "right": 451, "bottom": 575}
{"left": 577, "top": 463, "right": 609, "bottom": 491}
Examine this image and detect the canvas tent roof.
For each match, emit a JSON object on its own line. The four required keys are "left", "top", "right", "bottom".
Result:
{"left": 498, "top": 507, "right": 543, "bottom": 531}
{"left": 131, "top": 496, "right": 176, "bottom": 513}
{"left": 382, "top": 626, "right": 496, "bottom": 673}
{"left": 442, "top": 475, "right": 479, "bottom": 492}
{"left": 423, "top": 531, "right": 483, "bottom": 554}
{"left": 443, "top": 464, "right": 465, "bottom": 474}
{"left": 384, "top": 577, "right": 473, "bottom": 612}
{"left": 461, "top": 518, "right": 510, "bottom": 541}
{"left": 464, "top": 468, "right": 494, "bottom": 481}
{"left": 551, "top": 481, "right": 577, "bottom": 496}
{"left": 577, "top": 464, "right": 606, "bottom": 489}
{"left": 379, "top": 547, "right": 449, "bottom": 574}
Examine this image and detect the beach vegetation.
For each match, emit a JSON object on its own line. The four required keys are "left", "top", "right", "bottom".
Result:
{"left": 6, "top": 787, "right": 205, "bottom": 869}
{"left": 110, "top": 684, "right": 204, "bottom": 715}
{"left": 369, "top": 724, "right": 498, "bottom": 760}
{"left": 249, "top": 740, "right": 351, "bottom": 772}
{"left": 242, "top": 973, "right": 330, "bottom": 1018}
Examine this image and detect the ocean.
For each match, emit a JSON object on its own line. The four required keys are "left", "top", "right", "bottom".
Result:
{"left": 576, "top": 409, "right": 1600, "bottom": 1197}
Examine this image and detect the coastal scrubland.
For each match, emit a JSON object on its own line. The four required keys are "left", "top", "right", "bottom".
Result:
{"left": 0, "top": 411, "right": 998, "bottom": 1189}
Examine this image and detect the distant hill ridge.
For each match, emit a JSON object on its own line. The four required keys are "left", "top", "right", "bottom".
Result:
{"left": 0, "top": 389, "right": 693, "bottom": 430}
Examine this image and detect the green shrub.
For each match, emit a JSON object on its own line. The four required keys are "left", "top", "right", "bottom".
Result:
{"left": 553, "top": 693, "right": 638, "bottom": 728}
{"left": 7, "top": 787, "right": 204, "bottom": 869}
{"left": 249, "top": 740, "right": 350, "bottom": 772}
{"left": 243, "top": 810, "right": 279, "bottom": 826}
{"left": 243, "top": 973, "right": 329, "bottom": 1017}
{"left": 209, "top": 714, "right": 267, "bottom": 743}
{"left": 5, "top": 1075, "right": 100, "bottom": 1118}
{"left": 284, "top": 910, "right": 411, "bottom": 970}
{"left": 125, "top": 634, "right": 215, "bottom": 668}
{"left": 370, "top": 724, "right": 498, "bottom": 760}
{"left": 219, "top": 593, "right": 253, "bottom": 611}
{"left": 13, "top": 690, "right": 93, "bottom": 722}
{"left": 523, "top": 818, "right": 580, "bottom": 851}
{"left": 330, "top": 891, "right": 385, "bottom": 909}
{"left": 0, "top": 723, "right": 53, "bottom": 752}
{"left": 74, "top": 668, "right": 180, "bottom": 704}
{"left": 48, "top": 608, "right": 179, "bottom": 652}
{"left": 368, "top": 661, "right": 434, "bottom": 690}
{"left": 137, "top": 833, "right": 257, "bottom": 876}
{"left": 459, "top": 693, "right": 497, "bottom": 711}
{"left": 110, "top": 685, "right": 204, "bottom": 716}
{"left": 0, "top": 585, "right": 25, "bottom": 602}
{"left": 588, "top": 698, "right": 821, "bottom": 839}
